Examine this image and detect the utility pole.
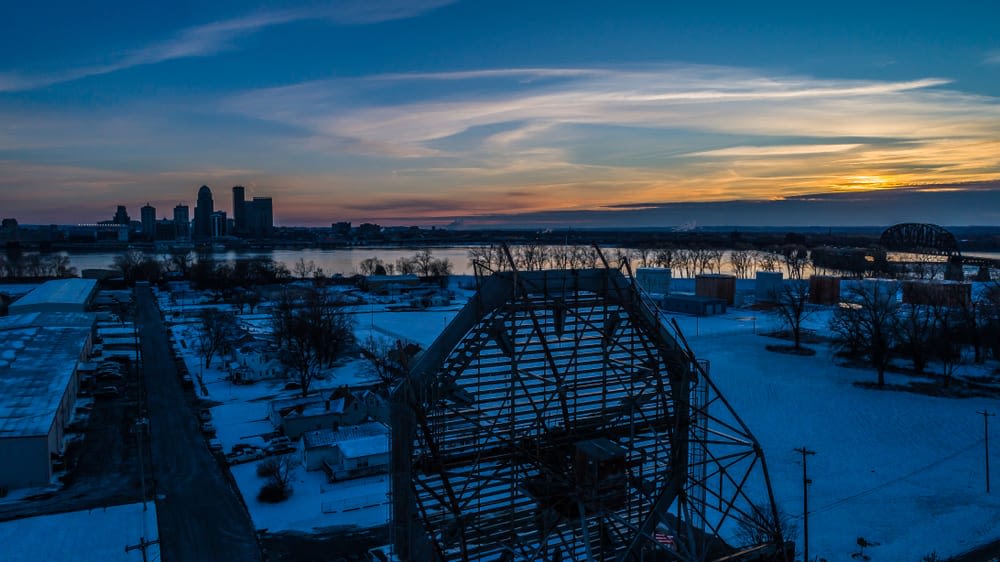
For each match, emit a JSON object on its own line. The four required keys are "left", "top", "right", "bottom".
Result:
{"left": 125, "top": 536, "right": 160, "bottom": 562}
{"left": 795, "top": 447, "right": 816, "bottom": 562}
{"left": 979, "top": 410, "right": 995, "bottom": 493}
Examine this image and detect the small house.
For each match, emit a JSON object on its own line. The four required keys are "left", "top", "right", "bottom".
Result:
{"left": 301, "top": 421, "right": 389, "bottom": 481}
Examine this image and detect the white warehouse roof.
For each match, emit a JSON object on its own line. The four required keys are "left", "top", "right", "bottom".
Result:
{"left": 9, "top": 279, "right": 98, "bottom": 314}
{"left": 0, "top": 312, "right": 96, "bottom": 437}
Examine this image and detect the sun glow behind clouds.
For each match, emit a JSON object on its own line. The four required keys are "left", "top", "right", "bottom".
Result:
{"left": 215, "top": 65, "right": 1000, "bottom": 221}
{"left": 3, "top": 61, "right": 1000, "bottom": 224}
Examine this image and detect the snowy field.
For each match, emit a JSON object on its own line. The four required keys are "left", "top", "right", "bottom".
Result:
{"left": 156, "top": 281, "right": 1000, "bottom": 558}
{"left": 672, "top": 310, "right": 1000, "bottom": 561}
{"left": 0, "top": 502, "right": 158, "bottom": 562}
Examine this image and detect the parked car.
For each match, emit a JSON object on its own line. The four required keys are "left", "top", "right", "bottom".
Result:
{"left": 207, "top": 438, "right": 224, "bottom": 453}
{"left": 265, "top": 436, "right": 295, "bottom": 455}
{"left": 181, "top": 375, "right": 194, "bottom": 389}
{"left": 198, "top": 409, "right": 212, "bottom": 422}
{"left": 97, "top": 371, "right": 125, "bottom": 382}
{"left": 200, "top": 421, "right": 216, "bottom": 435}
{"left": 226, "top": 445, "right": 265, "bottom": 464}
{"left": 94, "top": 385, "right": 121, "bottom": 399}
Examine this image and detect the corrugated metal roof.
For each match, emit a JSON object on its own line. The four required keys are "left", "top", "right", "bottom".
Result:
{"left": 0, "top": 312, "right": 95, "bottom": 437}
{"left": 9, "top": 279, "right": 98, "bottom": 311}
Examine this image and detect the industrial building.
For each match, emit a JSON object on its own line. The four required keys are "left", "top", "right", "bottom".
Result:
{"left": 9, "top": 278, "right": 98, "bottom": 315}
{"left": 0, "top": 311, "right": 96, "bottom": 490}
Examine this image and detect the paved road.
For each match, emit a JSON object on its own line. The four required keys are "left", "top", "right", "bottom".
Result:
{"left": 137, "top": 288, "right": 261, "bottom": 562}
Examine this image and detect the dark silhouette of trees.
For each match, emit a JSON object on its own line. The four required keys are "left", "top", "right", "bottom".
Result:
{"left": 896, "top": 303, "right": 934, "bottom": 374}
{"left": 198, "top": 308, "right": 236, "bottom": 369}
{"left": 272, "top": 289, "right": 355, "bottom": 397}
{"left": 831, "top": 282, "right": 899, "bottom": 387}
{"left": 772, "top": 282, "right": 812, "bottom": 350}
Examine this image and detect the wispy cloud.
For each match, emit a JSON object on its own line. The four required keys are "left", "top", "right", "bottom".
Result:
{"left": 0, "top": 0, "right": 457, "bottom": 92}
{"left": 215, "top": 64, "right": 1000, "bottom": 219}
{"left": 690, "top": 144, "right": 862, "bottom": 157}
{"left": 985, "top": 50, "right": 1000, "bottom": 65}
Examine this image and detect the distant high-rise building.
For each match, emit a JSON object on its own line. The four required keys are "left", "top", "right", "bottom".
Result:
{"left": 210, "top": 211, "right": 228, "bottom": 238}
{"left": 140, "top": 203, "right": 156, "bottom": 240}
{"left": 194, "top": 185, "right": 213, "bottom": 239}
{"left": 173, "top": 204, "right": 190, "bottom": 240}
{"left": 245, "top": 197, "right": 273, "bottom": 238}
{"left": 232, "top": 186, "right": 246, "bottom": 235}
{"left": 112, "top": 205, "right": 130, "bottom": 225}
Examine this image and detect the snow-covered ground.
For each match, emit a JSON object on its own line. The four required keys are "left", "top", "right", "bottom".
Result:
{"left": 0, "top": 502, "right": 158, "bottom": 562}
{"left": 673, "top": 308, "right": 1000, "bottom": 561}
{"left": 160, "top": 286, "right": 394, "bottom": 534}
{"left": 157, "top": 281, "right": 1000, "bottom": 558}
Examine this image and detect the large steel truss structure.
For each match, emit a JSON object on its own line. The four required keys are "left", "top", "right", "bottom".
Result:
{"left": 392, "top": 262, "right": 789, "bottom": 562}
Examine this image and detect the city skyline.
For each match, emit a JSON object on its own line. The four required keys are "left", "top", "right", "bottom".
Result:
{"left": 3, "top": 1, "right": 1000, "bottom": 227}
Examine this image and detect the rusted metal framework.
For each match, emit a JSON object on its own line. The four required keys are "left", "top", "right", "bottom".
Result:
{"left": 879, "top": 223, "right": 961, "bottom": 257}
{"left": 392, "top": 260, "right": 788, "bottom": 562}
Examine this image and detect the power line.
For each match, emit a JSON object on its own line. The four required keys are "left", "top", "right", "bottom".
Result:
{"left": 794, "top": 447, "right": 816, "bottom": 562}
{"left": 790, "top": 439, "right": 983, "bottom": 519}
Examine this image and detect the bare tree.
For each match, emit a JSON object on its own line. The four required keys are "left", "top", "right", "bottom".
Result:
{"left": 831, "top": 282, "right": 899, "bottom": 387}
{"left": 734, "top": 500, "right": 796, "bottom": 549}
{"left": 896, "top": 303, "right": 934, "bottom": 374}
{"left": 395, "top": 255, "right": 417, "bottom": 275}
{"left": 513, "top": 243, "right": 549, "bottom": 271}
{"left": 257, "top": 454, "right": 296, "bottom": 503}
{"left": 729, "top": 248, "right": 756, "bottom": 279}
{"left": 929, "top": 301, "right": 963, "bottom": 387}
{"left": 756, "top": 250, "right": 780, "bottom": 273}
{"left": 359, "top": 256, "right": 386, "bottom": 276}
{"left": 273, "top": 289, "right": 355, "bottom": 397}
{"left": 772, "top": 282, "right": 812, "bottom": 350}
{"left": 706, "top": 248, "right": 725, "bottom": 274}
{"left": 782, "top": 245, "right": 810, "bottom": 280}
{"left": 292, "top": 257, "right": 317, "bottom": 279}
{"left": 674, "top": 249, "right": 696, "bottom": 278}
{"left": 653, "top": 245, "right": 676, "bottom": 269}
{"left": 468, "top": 245, "right": 505, "bottom": 272}
{"left": 198, "top": 308, "right": 235, "bottom": 369}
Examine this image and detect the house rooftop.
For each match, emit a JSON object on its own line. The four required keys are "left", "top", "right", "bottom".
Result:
{"left": 337, "top": 434, "right": 389, "bottom": 459}
{"left": 303, "top": 421, "right": 388, "bottom": 450}
{"left": 0, "top": 312, "right": 95, "bottom": 437}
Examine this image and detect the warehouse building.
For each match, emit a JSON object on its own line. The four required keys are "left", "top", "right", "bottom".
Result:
{"left": 0, "top": 312, "right": 96, "bottom": 490}
{"left": 8, "top": 278, "right": 98, "bottom": 315}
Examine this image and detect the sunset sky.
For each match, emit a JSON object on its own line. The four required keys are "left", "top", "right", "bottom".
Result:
{"left": 2, "top": 0, "right": 1000, "bottom": 227}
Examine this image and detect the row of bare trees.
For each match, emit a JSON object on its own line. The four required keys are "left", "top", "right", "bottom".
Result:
{"left": 0, "top": 252, "right": 76, "bottom": 279}
{"left": 830, "top": 282, "right": 1000, "bottom": 388}
{"left": 466, "top": 243, "right": 806, "bottom": 278}
{"left": 358, "top": 249, "right": 453, "bottom": 279}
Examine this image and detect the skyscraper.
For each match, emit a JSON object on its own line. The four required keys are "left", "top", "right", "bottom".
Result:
{"left": 112, "top": 205, "right": 130, "bottom": 225}
{"left": 232, "top": 186, "right": 246, "bottom": 235}
{"left": 194, "top": 185, "right": 213, "bottom": 239}
{"left": 140, "top": 203, "right": 156, "bottom": 241}
{"left": 173, "top": 204, "right": 190, "bottom": 240}
{"left": 245, "top": 197, "right": 273, "bottom": 238}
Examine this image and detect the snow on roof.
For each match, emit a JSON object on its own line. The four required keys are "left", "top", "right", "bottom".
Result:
{"left": 303, "top": 421, "right": 387, "bottom": 450}
{"left": 9, "top": 278, "right": 97, "bottom": 311}
{"left": 0, "top": 312, "right": 95, "bottom": 436}
{"left": 284, "top": 397, "right": 345, "bottom": 419}
{"left": 336, "top": 434, "right": 389, "bottom": 459}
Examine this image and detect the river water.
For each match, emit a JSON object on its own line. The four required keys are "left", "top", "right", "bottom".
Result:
{"left": 63, "top": 247, "right": 482, "bottom": 276}
{"left": 50, "top": 247, "right": 1000, "bottom": 279}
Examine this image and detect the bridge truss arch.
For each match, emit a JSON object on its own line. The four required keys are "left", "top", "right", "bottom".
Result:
{"left": 879, "top": 223, "right": 961, "bottom": 257}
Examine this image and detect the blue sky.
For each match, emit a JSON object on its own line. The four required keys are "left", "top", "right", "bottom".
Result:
{"left": 2, "top": 0, "right": 1000, "bottom": 226}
